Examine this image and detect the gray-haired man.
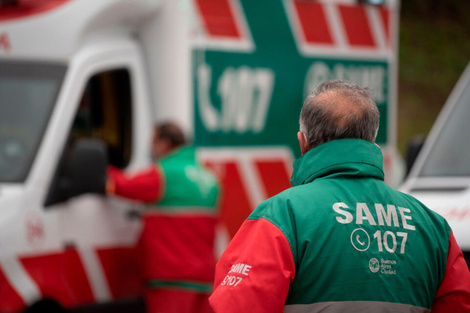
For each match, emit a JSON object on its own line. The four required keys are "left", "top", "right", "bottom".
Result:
{"left": 210, "top": 80, "right": 470, "bottom": 313}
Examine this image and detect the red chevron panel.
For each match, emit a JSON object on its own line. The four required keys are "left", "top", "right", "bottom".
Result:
{"left": 20, "top": 250, "right": 94, "bottom": 308}
{"left": 205, "top": 160, "right": 252, "bottom": 238}
{"left": 338, "top": 4, "right": 375, "bottom": 47}
{"left": 195, "top": 0, "right": 241, "bottom": 39}
{"left": 254, "top": 160, "right": 292, "bottom": 198}
{"left": 293, "top": 1, "right": 334, "bottom": 45}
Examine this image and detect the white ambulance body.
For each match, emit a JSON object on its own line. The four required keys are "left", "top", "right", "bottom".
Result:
{"left": 0, "top": 1, "right": 176, "bottom": 311}
{"left": 0, "top": 0, "right": 400, "bottom": 311}
{"left": 401, "top": 62, "right": 470, "bottom": 264}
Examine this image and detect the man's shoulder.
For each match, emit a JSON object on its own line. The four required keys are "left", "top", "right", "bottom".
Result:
{"left": 252, "top": 180, "right": 336, "bottom": 209}
{"left": 248, "top": 185, "right": 309, "bottom": 222}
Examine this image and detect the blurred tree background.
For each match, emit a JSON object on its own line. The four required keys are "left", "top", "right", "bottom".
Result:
{"left": 398, "top": 0, "right": 470, "bottom": 156}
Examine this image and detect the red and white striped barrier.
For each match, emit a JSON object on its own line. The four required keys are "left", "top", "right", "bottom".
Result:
{"left": 192, "top": 0, "right": 254, "bottom": 51}
{"left": 285, "top": 0, "right": 396, "bottom": 58}
{"left": 192, "top": 0, "right": 397, "bottom": 58}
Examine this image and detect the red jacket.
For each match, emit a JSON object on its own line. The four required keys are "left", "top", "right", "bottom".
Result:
{"left": 108, "top": 147, "right": 220, "bottom": 292}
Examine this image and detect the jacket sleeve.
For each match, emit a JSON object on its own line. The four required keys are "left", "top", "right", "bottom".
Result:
{"left": 107, "top": 165, "right": 164, "bottom": 203}
{"left": 432, "top": 231, "right": 470, "bottom": 312}
{"left": 209, "top": 218, "right": 295, "bottom": 313}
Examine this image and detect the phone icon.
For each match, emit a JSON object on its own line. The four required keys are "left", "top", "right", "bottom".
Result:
{"left": 356, "top": 235, "right": 365, "bottom": 246}
{"left": 351, "top": 228, "right": 370, "bottom": 252}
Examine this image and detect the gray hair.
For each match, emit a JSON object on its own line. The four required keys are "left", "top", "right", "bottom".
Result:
{"left": 299, "top": 80, "right": 379, "bottom": 150}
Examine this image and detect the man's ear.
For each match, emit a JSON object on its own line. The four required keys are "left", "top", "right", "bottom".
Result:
{"left": 297, "top": 131, "right": 309, "bottom": 155}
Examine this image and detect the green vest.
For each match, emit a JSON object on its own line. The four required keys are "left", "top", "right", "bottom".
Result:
{"left": 249, "top": 139, "right": 450, "bottom": 309}
{"left": 154, "top": 145, "right": 219, "bottom": 212}
{"left": 143, "top": 146, "right": 220, "bottom": 291}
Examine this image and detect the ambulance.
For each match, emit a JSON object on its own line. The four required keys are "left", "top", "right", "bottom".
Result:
{"left": 0, "top": 0, "right": 400, "bottom": 311}
{"left": 401, "top": 62, "right": 470, "bottom": 267}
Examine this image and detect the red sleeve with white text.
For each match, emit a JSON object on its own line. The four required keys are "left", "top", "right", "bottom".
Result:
{"left": 432, "top": 231, "right": 470, "bottom": 312}
{"left": 209, "top": 218, "right": 295, "bottom": 313}
{"left": 107, "top": 165, "right": 164, "bottom": 203}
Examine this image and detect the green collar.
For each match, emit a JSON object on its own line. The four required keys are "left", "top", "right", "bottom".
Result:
{"left": 290, "top": 139, "right": 384, "bottom": 186}
{"left": 156, "top": 145, "right": 195, "bottom": 163}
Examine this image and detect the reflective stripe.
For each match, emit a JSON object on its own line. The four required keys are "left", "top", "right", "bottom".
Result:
{"left": 146, "top": 279, "right": 213, "bottom": 293}
{"left": 0, "top": 256, "right": 40, "bottom": 306}
{"left": 285, "top": 301, "right": 430, "bottom": 313}
{"left": 78, "top": 247, "right": 111, "bottom": 302}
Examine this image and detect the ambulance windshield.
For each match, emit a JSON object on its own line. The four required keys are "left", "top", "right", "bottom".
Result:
{"left": 419, "top": 76, "right": 470, "bottom": 177}
{"left": 0, "top": 61, "right": 66, "bottom": 182}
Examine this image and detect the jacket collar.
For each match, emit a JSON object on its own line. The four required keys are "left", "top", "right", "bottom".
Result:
{"left": 156, "top": 145, "right": 195, "bottom": 162}
{"left": 290, "top": 139, "right": 384, "bottom": 186}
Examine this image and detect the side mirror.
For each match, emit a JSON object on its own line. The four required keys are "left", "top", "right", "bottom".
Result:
{"left": 405, "top": 135, "right": 425, "bottom": 176}
{"left": 45, "top": 138, "right": 108, "bottom": 206}
{"left": 67, "top": 138, "right": 108, "bottom": 197}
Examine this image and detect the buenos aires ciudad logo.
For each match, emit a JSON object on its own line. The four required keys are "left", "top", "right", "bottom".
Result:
{"left": 369, "top": 258, "right": 380, "bottom": 273}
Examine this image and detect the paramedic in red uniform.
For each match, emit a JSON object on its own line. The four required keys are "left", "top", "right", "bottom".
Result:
{"left": 107, "top": 122, "right": 220, "bottom": 313}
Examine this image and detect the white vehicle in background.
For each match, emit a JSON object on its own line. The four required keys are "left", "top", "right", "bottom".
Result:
{"left": 401, "top": 62, "right": 470, "bottom": 267}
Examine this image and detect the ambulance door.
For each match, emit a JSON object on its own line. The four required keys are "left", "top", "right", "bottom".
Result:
{"left": 41, "top": 38, "right": 151, "bottom": 308}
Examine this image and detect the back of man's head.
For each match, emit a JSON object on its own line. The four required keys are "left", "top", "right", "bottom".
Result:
{"left": 152, "top": 121, "right": 186, "bottom": 158}
{"left": 155, "top": 122, "right": 186, "bottom": 148}
{"left": 299, "top": 80, "right": 380, "bottom": 150}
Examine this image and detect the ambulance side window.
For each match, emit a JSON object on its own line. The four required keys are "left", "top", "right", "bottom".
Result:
{"left": 45, "top": 68, "right": 133, "bottom": 206}
{"left": 71, "top": 69, "right": 132, "bottom": 167}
